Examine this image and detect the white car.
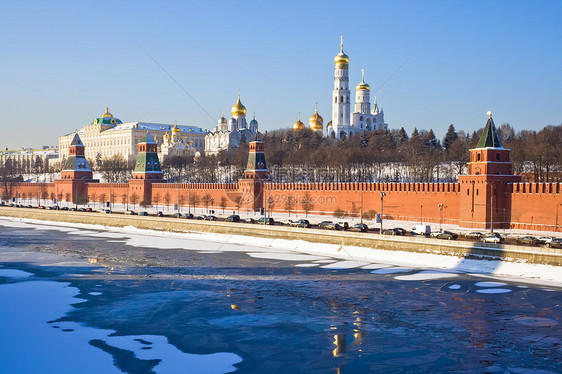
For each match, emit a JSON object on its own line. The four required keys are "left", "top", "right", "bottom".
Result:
{"left": 481, "top": 233, "right": 503, "bottom": 244}
{"left": 538, "top": 236, "right": 554, "bottom": 245}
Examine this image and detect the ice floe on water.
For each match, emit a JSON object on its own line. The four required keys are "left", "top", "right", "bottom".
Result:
{"left": 1, "top": 218, "right": 562, "bottom": 284}
{"left": 475, "top": 281, "right": 508, "bottom": 287}
{"left": 476, "top": 288, "right": 512, "bottom": 294}
{"left": 0, "top": 279, "right": 242, "bottom": 374}
{"left": 371, "top": 267, "right": 414, "bottom": 274}
{"left": 448, "top": 284, "right": 462, "bottom": 290}
{"left": 88, "top": 292, "right": 102, "bottom": 296}
{"left": 0, "top": 269, "right": 33, "bottom": 278}
{"left": 395, "top": 270, "right": 459, "bottom": 281}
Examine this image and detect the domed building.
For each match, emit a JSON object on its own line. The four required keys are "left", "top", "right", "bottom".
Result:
{"left": 204, "top": 93, "right": 260, "bottom": 155}
{"left": 327, "top": 37, "right": 388, "bottom": 139}
{"left": 293, "top": 114, "right": 305, "bottom": 132}
{"left": 308, "top": 106, "right": 323, "bottom": 133}
{"left": 58, "top": 107, "right": 206, "bottom": 164}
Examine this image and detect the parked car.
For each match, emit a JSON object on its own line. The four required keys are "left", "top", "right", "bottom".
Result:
{"left": 393, "top": 227, "right": 407, "bottom": 235}
{"left": 244, "top": 217, "right": 256, "bottom": 223}
{"left": 155, "top": 211, "right": 164, "bottom": 217}
{"left": 546, "top": 238, "right": 562, "bottom": 248}
{"left": 225, "top": 214, "right": 241, "bottom": 222}
{"left": 196, "top": 215, "right": 206, "bottom": 220}
{"left": 318, "top": 221, "right": 333, "bottom": 229}
{"left": 258, "top": 217, "right": 274, "bottom": 225}
{"left": 183, "top": 213, "right": 194, "bottom": 219}
{"left": 61, "top": 207, "right": 69, "bottom": 211}
{"left": 337, "top": 222, "right": 349, "bottom": 230}
{"left": 85, "top": 207, "right": 93, "bottom": 212}
{"left": 204, "top": 215, "right": 217, "bottom": 221}
{"left": 538, "top": 236, "right": 554, "bottom": 245}
{"left": 295, "top": 219, "right": 311, "bottom": 228}
{"left": 282, "top": 219, "right": 296, "bottom": 225}
{"left": 37, "top": 205, "right": 46, "bottom": 209}
{"left": 172, "top": 212, "right": 183, "bottom": 218}
{"left": 383, "top": 228, "right": 405, "bottom": 236}
{"left": 516, "top": 236, "right": 540, "bottom": 245}
{"left": 436, "top": 230, "right": 458, "bottom": 240}
{"left": 325, "top": 222, "right": 342, "bottom": 230}
{"left": 138, "top": 211, "right": 148, "bottom": 216}
{"left": 465, "top": 231, "right": 483, "bottom": 239}
{"left": 124, "top": 210, "right": 136, "bottom": 215}
{"left": 349, "top": 223, "right": 368, "bottom": 232}
{"left": 430, "top": 230, "right": 444, "bottom": 238}
{"left": 481, "top": 232, "right": 503, "bottom": 244}
{"left": 411, "top": 225, "right": 431, "bottom": 235}
{"left": 48, "top": 206, "right": 59, "bottom": 210}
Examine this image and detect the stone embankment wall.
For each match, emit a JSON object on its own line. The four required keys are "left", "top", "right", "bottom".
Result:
{"left": 1, "top": 207, "right": 560, "bottom": 266}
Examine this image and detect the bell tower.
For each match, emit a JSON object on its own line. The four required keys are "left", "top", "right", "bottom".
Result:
{"left": 458, "top": 112, "right": 521, "bottom": 229}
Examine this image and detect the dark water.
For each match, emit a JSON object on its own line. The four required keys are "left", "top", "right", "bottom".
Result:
{"left": 0, "top": 220, "right": 560, "bottom": 373}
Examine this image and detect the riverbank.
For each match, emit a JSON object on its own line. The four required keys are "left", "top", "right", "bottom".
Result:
{"left": 1, "top": 207, "right": 561, "bottom": 268}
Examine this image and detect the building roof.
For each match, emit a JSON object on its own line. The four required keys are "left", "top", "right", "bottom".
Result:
{"left": 140, "top": 131, "right": 157, "bottom": 144}
{"left": 476, "top": 113, "right": 504, "bottom": 149}
{"left": 70, "top": 133, "right": 84, "bottom": 146}
{"left": 103, "top": 122, "right": 206, "bottom": 134}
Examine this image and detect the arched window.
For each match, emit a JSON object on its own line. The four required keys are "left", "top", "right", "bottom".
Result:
{"left": 477, "top": 154, "right": 481, "bottom": 161}
{"left": 360, "top": 116, "right": 364, "bottom": 121}
{"left": 335, "top": 97, "right": 337, "bottom": 103}
{"left": 341, "top": 96, "right": 344, "bottom": 102}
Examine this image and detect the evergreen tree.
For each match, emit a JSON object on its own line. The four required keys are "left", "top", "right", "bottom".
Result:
{"left": 443, "top": 124, "right": 458, "bottom": 151}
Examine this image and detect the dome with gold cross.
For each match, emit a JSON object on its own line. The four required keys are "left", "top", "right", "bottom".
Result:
{"left": 308, "top": 107, "right": 323, "bottom": 131}
{"left": 91, "top": 106, "right": 122, "bottom": 126}
{"left": 334, "top": 36, "right": 349, "bottom": 67}
{"left": 231, "top": 94, "right": 247, "bottom": 117}
{"left": 293, "top": 114, "right": 305, "bottom": 131}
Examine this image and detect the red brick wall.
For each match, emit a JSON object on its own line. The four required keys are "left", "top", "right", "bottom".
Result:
{"left": 510, "top": 182, "right": 562, "bottom": 231}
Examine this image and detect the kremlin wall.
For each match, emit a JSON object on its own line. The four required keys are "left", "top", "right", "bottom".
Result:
{"left": 5, "top": 113, "right": 562, "bottom": 233}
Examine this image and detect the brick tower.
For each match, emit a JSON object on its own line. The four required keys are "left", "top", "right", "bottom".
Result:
{"left": 458, "top": 112, "right": 521, "bottom": 229}
{"left": 129, "top": 131, "right": 163, "bottom": 205}
{"left": 58, "top": 133, "right": 96, "bottom": 205}
{"left": 239, "top": 132, "right": 269, "bottom": 212}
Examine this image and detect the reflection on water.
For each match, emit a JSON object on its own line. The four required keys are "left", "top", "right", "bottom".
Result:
{"left": 332, "top": 334, "right": 346, "bottom": 357}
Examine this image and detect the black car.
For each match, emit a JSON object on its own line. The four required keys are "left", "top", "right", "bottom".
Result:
{"left": 383, "top": 228, "right": 403, "bottom": 235}
{"left": 516, "top": 236, "right": 540, "bottom": 245}
{"left": 172, "top": 212, "right": 183, "bottom": 218}
{"left": 325, "top": 222, "right": 342, "bottom": 230}
{"left": 349, "top": 223, "right": 368, "bottom": 232}
{"left": 225, "top": 214, "right": 241, "bottom": 222}
{"left": 204, "top": 215, "right": 217, "bottom": 221}
{"left": 436, "top": 230, "right": 458, "bottom": 240}
{"left": 258, "top": 217, "right": 274, "bottom": 225}
{"left": 183, "top": 213, "right": 194, "bottom": 219}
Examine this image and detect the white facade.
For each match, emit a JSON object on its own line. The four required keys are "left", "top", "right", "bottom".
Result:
{"left": 327, "top": 39, "right": 388, "bottom": 139}
{"left": 58, "top": 108, "right": 205, "bottom": 163}
{"left": 205, "top": 95, "right": 259, "bottom": 155}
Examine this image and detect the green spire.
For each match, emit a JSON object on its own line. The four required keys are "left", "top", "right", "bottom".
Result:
{"left": 476, "top": 111, "right": 504, "bottom": 148}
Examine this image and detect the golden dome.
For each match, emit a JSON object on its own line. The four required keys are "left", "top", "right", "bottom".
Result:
{"left": 293, "top": 118, "right": 305, "bottom": 131}
{"left": 101, "top": 106, "right": 113, "bottom": 118}
{"left": 172, "top": 123, "right": 180, "bottom": 133}
{"left": 231, "top": 94, "right": 247, "bottom": 117}
{"left": 309, "top": 107, "right": 323, "bottom": 131}
{"left": 356, "top": 69, "right": 370, "bottom": 91}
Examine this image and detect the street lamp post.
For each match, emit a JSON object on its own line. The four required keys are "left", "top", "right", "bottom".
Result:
{"left": 420, "top": 205, "right": 423, "bottom": 225}
{"left": 437, "top": 203, "right": 444, "bottom": 231}
{"left": 556, "top": 203, "right": 562, "bottom": 232}
{"left": 380, "top": 192, "right": 386, "bottom": 233}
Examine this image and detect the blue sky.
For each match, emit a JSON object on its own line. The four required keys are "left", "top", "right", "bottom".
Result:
{"left": 1, "top": 0, "right": 561, "bottom": 149}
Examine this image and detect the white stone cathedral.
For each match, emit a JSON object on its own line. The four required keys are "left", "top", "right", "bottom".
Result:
{"left": 326, "top": 37, "right": 387, "bottom": 139}
{"left": 204, "top": 94, "right": 259, "bottom": 155}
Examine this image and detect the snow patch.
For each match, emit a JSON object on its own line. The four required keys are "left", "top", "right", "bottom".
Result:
{"left": 476, "top": 288, "right": 512, "bottom": 294}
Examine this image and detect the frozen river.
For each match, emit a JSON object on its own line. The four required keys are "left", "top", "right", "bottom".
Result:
{"left": 0, "top": 219, "right": 560, "bottom": 373}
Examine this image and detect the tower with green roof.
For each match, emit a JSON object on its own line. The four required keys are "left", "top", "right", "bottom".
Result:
{"left": 459, "top": 112, "right": 521, "bottom": 230}
{"left": 129, "top": 131, "right": 163, "bottom": 207}
{"left": 238, "top": 132, "right": 269, "bottom": 212}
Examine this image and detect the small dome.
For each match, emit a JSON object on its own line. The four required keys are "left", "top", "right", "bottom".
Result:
{"left": 172, "top": 124, "right": 180, "bottom": 133}
{"left": 293, "top": 119, "right": 305, "bottom": 131}
{"left": 356, "top": 81, "right": 370, "bottom": 91}
{"left": 250, "top": 118, "right": 258, "bottom": 126}
{"left": 309, "top": 108, "right": 323, "bottom": 131}
{"left": 231, "top": 94, "right": 247, "bottom": 117}
{"left": 101, "top": 107, "right": 113, "bottom": 118}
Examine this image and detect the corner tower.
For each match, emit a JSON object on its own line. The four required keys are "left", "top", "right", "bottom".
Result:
{"left": 458, "top": 112, "right": 521, "bottom": 229}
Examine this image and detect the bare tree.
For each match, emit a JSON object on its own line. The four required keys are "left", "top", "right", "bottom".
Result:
{"left": 285, "top": 196, "right": 295, "bottom": 217}
{"left": 130, "top": 192, "right": 139, "bottom": 210}
{"left": 220, "top": 196, "right": 227, "bottom": 213}
{"left": 164, "top": 192, "right": 171, "bottom": 211}
{"left": 201, "top": 194, "right": 212, "bottom": 213}
{"left": 301, "top": 193, "right": 314, "bottom": 218}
